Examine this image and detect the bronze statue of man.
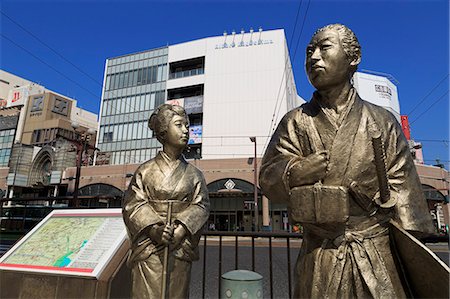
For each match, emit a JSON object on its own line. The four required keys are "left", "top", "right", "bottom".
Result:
{"left": 123, "top": 104, "right": 210, "bottom": 298}
{"left": 260, "top": 24, "right": 435, "bottom": 298}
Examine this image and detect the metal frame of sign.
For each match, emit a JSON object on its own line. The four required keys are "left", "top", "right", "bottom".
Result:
{"left": 0, "top": 208, "right": 127, "bottom": 279}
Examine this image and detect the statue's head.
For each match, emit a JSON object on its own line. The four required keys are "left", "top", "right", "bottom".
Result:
{"left": 305, "top": 24, "right": 361, "bottom": 90}
{"left": 149, "top": 104, "right": 189, "bottom": 149}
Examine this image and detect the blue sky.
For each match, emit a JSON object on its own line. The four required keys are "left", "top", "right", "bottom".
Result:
{"left": 1, "top": 0, "right": 448, "bottom": 167}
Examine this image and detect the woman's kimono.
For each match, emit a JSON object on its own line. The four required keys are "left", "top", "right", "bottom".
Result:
{"left": 123, "top": 151, "right": 210, "bottom": 299}
{"left": 260, "top": 89, "right": 434, "bottom": 298}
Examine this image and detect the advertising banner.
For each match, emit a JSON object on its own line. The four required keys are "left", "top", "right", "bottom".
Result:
{"left": 188, "top": 125, "right": 202, "bottom": 144}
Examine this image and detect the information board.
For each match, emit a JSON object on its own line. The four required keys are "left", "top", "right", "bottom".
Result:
{"left": 0, "top": 209, "right": 127, "bottom": 279}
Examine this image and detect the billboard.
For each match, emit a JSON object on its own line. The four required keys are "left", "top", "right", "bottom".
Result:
{"left": 188, "top": 125, "right": 202, "bottom": 144}
{"left": 7, "top": 87, "right": 28, "bottom": 107}
{"left": 353, "top": 72, "right": 400, "bottom": 122}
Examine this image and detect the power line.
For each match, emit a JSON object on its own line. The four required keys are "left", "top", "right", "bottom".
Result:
{"left": 263, "top": 0, "right": 311, "bottom": 153}
{"left": 0, "top": 10, "right": 102, "bottom": 87}
{"left": 410, "top": 90, "right": 449, "bottom": 125}
{"left": 265, "top": 0, "right": 303, "bottom": 141}
{"left": 0, "top": 11, "right": 155, "bottom": 131}
{"left": 415, "top": 139, "right": 449, "bottom": 143}
{"left": 407, "top": 74, "right": 449, "bottom": 116}
{"left": 273, "top": 0, "right": 311, "bottom": 131}
{"left": 0, "top": 29, "right": 156, "bottom": 150}
{"left": 1, "top": 33, "right": 100, "bottom": 99}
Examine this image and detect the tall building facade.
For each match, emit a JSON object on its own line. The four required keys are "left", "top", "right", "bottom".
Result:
{"left": 96, "top": 29, "right": 300, "bottom": 165}
{"left": 0, "top": 70, "right": 98, "bottom": 199}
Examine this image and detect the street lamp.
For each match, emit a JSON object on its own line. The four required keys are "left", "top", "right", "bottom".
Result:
{"left": 71, "top": 122, "right": 95, "bottom": 207}
{"left": 249, "top": 136, "right": 258, "bottom": 231}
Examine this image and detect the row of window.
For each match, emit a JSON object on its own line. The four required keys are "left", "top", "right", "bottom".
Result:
{"left": 105, "top": 64, "right": 167, "bottom": 91}
{"left": 32, "top": 128, "right": 58, "bottom": 144}
{"left": 0, "top": 129, "right": 15, "bottom": 151}
{"left": 101, "top": 91, "right": 165, "bottom": 117}
{"left": 108, "top": 48, "right": 168, "bottom": 67}
{"left": 99, "top": 120, "right": 154, "bottom": 143}
{"left": 108, "top": 148, "right": 161, "bottom": 165}
{"left": 0, "top": 148, "right": 12, "bottom": 167}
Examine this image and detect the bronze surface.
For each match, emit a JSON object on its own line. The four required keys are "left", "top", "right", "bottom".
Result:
{"left": 122, "top": 104, "right": 210, "bottom": 298}
{"left": 260, "top": 24, "right": 442, "bottom": 298}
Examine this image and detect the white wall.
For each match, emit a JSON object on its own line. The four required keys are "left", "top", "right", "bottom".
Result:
{"left": 168, "top": 29, "right": 298, "bottom": 159}
{"left": 353, "top": 72, "right": 400, "bottom": 122}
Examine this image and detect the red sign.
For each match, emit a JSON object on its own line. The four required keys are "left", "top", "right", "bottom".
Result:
{"left": 401, "top": 115, "right": 411, "bottom": 140}
{"left": 12, "top": 91, "right": 21, "bottom": 102}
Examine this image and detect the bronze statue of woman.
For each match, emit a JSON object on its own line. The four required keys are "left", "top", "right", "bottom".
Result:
{"left": 123, "top": 104, "right": 210, "bottom": 298}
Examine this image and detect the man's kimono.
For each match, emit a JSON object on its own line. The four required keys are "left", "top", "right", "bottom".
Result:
{"left": 123, "top": 151, "right": 210, "bottom": 299}
{"left": 260, "top": 89, "right": 434, "bottom": 298}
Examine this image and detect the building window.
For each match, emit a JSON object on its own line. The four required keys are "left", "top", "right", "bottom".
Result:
{"left": 32, "top": 130, "right": 42, "bottom": 143}
{"left": 103, "top": 132, "right": 113, "bottom": 143}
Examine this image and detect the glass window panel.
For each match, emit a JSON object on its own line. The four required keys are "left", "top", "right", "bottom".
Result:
{"left": 144, "top": 94, "right": 151, "bottom": 110}
{"left": 152, "top": 66, "right": 158, "bottom": 83}
{"left": 99, "top": 126, "right": 105, "bottom": 142}
{"left": 132, "top": 122, "right": 138, "bottom": 139}
{"left": 121, "top": 123, "right": 127, "bottom": 141}
{"left": 162, "top": 65, "right": 168, "bottom": 80}
{"left": 135, "top": 95, "right": 141, "bottom": 112}
{"left": 118, "top": 73, "right": 124, "bottom": 89}
{"left": 113, "top": 125, "right": 119, "bottom": 142}
{"left": 137, "top": 69, "right": 143, "bottom": 85}
{"left": 120, "top": 98, "right": 126, "bottom": 114}
{"left": 110, "top": 74, "right": 116, "bottom": 90}
{"left": 150, "top": 93, "right": 156, "bottom": 109}
{"left": 133, "top": 70, "right": 138, "bottom": 86}
{"left": 137, "top": 121, "right": 143, "bottom": 140}
{"left": 118, "top": 125, "right": 123, "bottom": 141}
{"left": 125, "top": 97, "right": 130, "bottom": 113}
{"left": 124, "top": 72, "right": 129, "bottom": 88}
{"left": 157, "top": 65, "right": 163, "bottom": 82}
{"left": 146, "top": 67, "right": 152, "bottom": 85}
{"left": 140, "top": 95, "right": 146, "bottom": 111}
{"left": 105, "top": 75, "right": 111, "bottom": 91}
{"left": 127, "top": 96, "right": 134, "bottom": 113}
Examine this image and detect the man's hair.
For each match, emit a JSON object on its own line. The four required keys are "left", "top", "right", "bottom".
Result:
{"left": 148, "top": 104, "right": 187, "bottom": 143}
{"left": 314, "top": 24, "right": 362, "bottom": 71}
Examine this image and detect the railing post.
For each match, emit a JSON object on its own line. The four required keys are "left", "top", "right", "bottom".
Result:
{"left": 269, "top": 237, "right": 273, "bottom": 299}
{"left": 202, "top": 235, "right": 207, "bottom": 299}
{"left": 287, "top": 237, "right": 292, "bottom": 299}
{"left": 252, "top": 236, "right": 255, "bottom": 272}
{"left": 235, "top": 235, "right": 238, "bottom": 270}
{"left": 218, "top": 235, "right": 222, "bottom": 299}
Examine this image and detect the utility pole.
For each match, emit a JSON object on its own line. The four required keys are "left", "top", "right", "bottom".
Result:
{"left": 250, "top": 137, "right": 258, "bottom": 231}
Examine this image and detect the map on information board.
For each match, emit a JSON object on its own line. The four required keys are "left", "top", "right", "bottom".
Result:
{"left": 0, "top": 209, "right": 128, "bottom": 278}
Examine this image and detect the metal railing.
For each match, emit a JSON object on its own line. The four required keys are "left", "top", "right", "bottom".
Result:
{"left": 198, "top": 231, "right": 302, "bottom": 299}
{"left": 169, "top": 68, "right": 204, "bottom": 79}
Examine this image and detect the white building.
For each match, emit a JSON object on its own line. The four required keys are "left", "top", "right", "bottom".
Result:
{"left": 97, "top": 28, "right": 301, "bottom": 165}
{"left": 353, "top": 71, "right": 401, "bottom": 122}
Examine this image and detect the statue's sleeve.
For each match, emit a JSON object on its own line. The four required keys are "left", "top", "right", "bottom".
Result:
{"left": 260, "top": 111, "right": 304, "bottom": 203}
{"left": 122, "top": 167, "right": 163, "bottom": 243}
{"left": 383, "top": 115, "right": 435, "bottom": 235}
{"left": 176, "top": 171, "right": 210, "bottom": 235}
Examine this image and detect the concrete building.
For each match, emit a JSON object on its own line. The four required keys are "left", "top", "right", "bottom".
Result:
{"left": 0, "top": 70, "right": 98, "bottom": 199}
{"left": 64, "top": 30, "right": 448, "bottom": 233}
{"left": 78, "top": 29, "right": 300, "bottom": 231}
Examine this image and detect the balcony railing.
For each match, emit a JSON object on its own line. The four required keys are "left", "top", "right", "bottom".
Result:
{"left": 169, "top": 68, "right": 204, "bottom": 79}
